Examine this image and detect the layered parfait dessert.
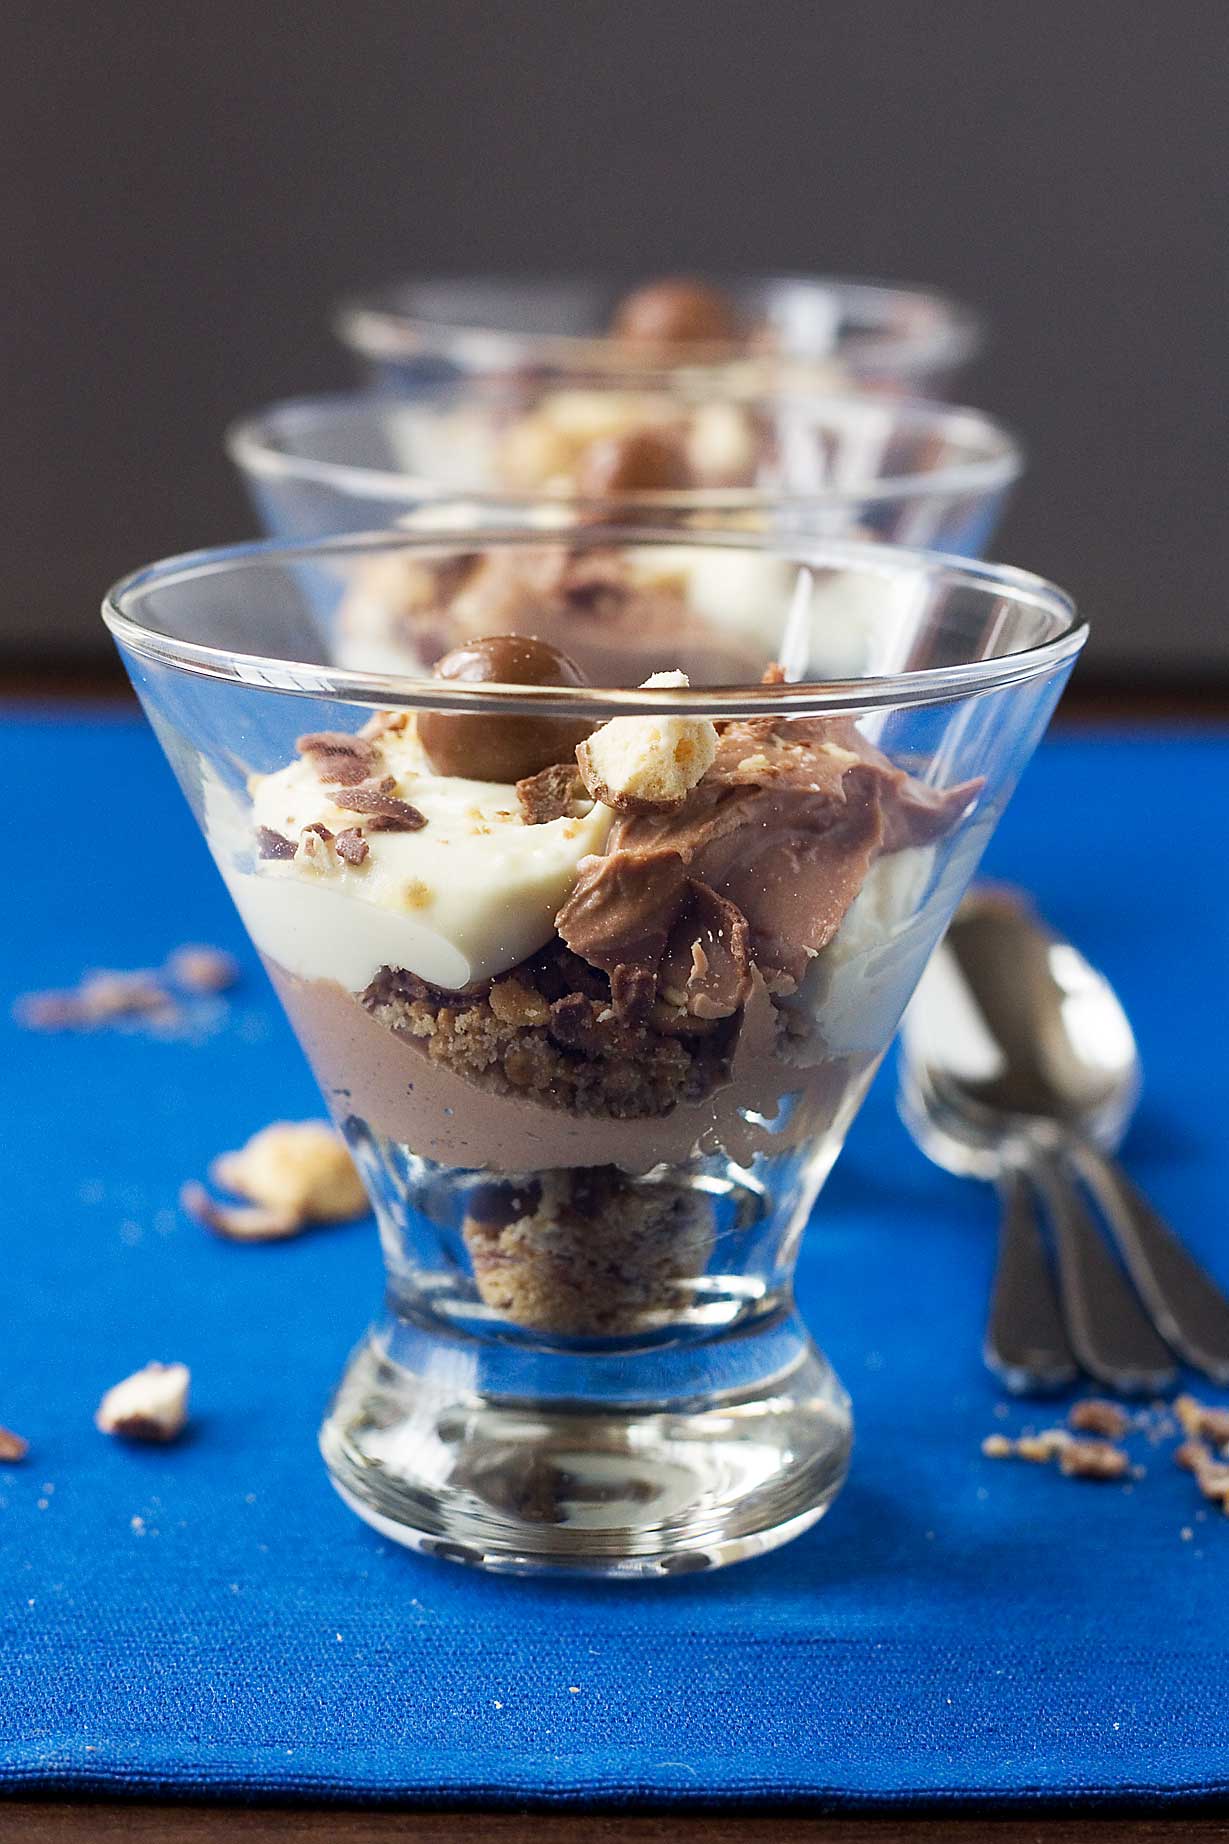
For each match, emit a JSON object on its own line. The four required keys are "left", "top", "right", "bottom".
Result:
{"left": 217, "top": 624, "right": 981, "bottom": 1338}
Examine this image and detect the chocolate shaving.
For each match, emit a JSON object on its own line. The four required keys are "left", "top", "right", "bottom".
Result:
{"left": 256, "top": 826, "right": 297, "bottom": 860}
{"left": 331, "top": 784, "right": 427, "bottom": 831}
{"left": 517, "top": 762, "right": 584, "bottom": 825}
{"left": 660, "top": 880, "right": 752, "bottom": 1021}
{"left": 334, "top": 827, "right": 369, "bottom": 865}
{"left": 303, "top": 822, "right": 334, "bottom": 843}
{"left": 295, "top": 731, "right": 379, "bottom": 786}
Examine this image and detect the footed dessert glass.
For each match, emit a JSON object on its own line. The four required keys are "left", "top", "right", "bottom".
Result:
{"left": 334, "top": 274, "right": 985, "bottom": 399}
{"left": 104, "top": 529, "right": 1085, "bottom": 1577}
{"left": 228, "top": 382, "right": 1021, "bottom": 577}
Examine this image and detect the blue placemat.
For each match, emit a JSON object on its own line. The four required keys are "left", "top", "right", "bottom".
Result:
{"left": 3, "top": 710, "right": 1228, "bottom": 1809}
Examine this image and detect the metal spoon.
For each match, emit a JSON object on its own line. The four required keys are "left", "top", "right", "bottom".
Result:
{"left": 901, "top": 889, "right": 1229, "bottom": 1390}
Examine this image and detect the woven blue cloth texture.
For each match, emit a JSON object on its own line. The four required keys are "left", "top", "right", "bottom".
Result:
{"left": 2, "top": 712, "right": 1227, "bottom": 1807}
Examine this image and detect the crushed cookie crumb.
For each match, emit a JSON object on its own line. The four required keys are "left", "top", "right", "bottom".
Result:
{"left": 0, "top": 1426, "right": 29, "bottom": 1463}
{"left": 981, "top": 1434, "right": 1013, "bottom": 1458}
{"left": 334, "top": 828, "right": 369, "bottom": 866}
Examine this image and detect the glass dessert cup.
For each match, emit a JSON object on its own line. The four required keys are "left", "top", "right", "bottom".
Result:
{"left": 228, "top": 383, "right": 1021, "bottom": 684}
{"left": 103, "top": 529, "right": 1085, "bottom": 1577}
{"left": 229, "top": 381, "right": 1020, "bottom": 558}
{"left": 333, "top": 274, "right": 985, "bottom": 399}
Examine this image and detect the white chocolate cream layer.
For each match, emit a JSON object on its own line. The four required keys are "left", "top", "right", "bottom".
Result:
{"left": 218, "top": 725, "right": 613, "bottom": 994}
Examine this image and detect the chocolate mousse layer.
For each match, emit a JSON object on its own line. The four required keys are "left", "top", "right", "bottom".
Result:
{"left": 342, "top": 544, "right": 766, "bottom": 688}
{"left": 266, "top": 958, "right": 872, "bottom": 1175}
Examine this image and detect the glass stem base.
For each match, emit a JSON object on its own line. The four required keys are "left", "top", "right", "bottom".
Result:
{"left": 319, "top": 1304, "right": 852, "bottom": 1577}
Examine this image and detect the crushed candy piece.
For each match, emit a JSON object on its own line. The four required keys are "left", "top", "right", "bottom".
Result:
{"left": 95, "top": 1363, "right": 190, "bottom": 1444}
{"left": 183, "top": 1122, "right": 367, "bottom": 1242}
{"left": 576, "top": 671, "right": 718, "bottom": 813}
{"left": 163, "top": 944, "right": 241, "bottom": 994}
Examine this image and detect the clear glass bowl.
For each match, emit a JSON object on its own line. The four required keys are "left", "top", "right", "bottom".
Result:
{"left": 228, "top": 384, "right": 1022, "bottom": 684}
{"left": 103, "top": 527, "right": 1084, "bottom": 1577}
{"left": 334, "top": 274, "right": 986, "bottom": 398}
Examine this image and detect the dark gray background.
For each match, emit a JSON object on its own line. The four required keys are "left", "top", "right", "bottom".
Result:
{"left": 6, "top": 0, "right": 1226, "bottom": 676}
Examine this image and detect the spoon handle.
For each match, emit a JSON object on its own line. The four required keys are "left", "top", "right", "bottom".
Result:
{"left": 1068, "top": 1143, "right": 1229, "bottom": 1384}
{"left": 986, "top": 1165, "right": 1078, "bottom": 1392}
{"left": 1029, "top": 1152, "right": 1177, "bottom": 1394}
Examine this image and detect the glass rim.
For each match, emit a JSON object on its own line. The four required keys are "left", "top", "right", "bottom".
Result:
{"left": 333, "top": 272, "right": 986, "bottom": 376}
{"left": 226, "top": 388, "right": 1023, "bottom": 510}
{"left": 103, "top": 528, "right": 1086, "bottom": 719}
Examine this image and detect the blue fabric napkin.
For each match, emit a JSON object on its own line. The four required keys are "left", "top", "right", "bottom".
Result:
{"left": 3, "top": 711, "right": 1228, "bottom": 1809}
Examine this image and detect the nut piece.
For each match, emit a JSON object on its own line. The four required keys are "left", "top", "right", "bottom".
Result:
{"left": 1174, "top": 1394, "right": 1229, "bottom": 1447}
{"left": 576, "top": 671, "right": 718, "bottom": 813}
{"left": 1068, "top": 1398, "right": 1130, "bottom": 1441}
{"left": 1014, "top": 1430, "right": 1071, "bottom": 1464}
{"left": 95, "top": 1362, "right": 190, "bottom": 1444}
{"left": 209, "top": 1122, "right": 367, "bottom": 1226}
{"left": 164, "top": 944, "right": 241, "bottom": 994}
{"left": 980, "top": 1434, "right": 1013, "bottom": 1458}
{"left": 1057, "top": 1438, "right": 1130, "bottom": 1481}
{"left": 179, "top": 1181, "right": 303, "bottom": 1244}
{"left": 0, "top": 1425, "right": 29, "bottom": 1462}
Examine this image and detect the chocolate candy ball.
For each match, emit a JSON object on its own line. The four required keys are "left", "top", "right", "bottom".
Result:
{"left": 419, "top": 634, "right": 593, "bottom": 782}
{"left": 575, "top": 428, "right": 693, "bottom": 497}
{"left": 610, "top": 277, "right": 741, "bottom": 346}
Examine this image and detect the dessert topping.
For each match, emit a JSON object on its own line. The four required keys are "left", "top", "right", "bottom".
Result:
{"left": 295, "top": 731, "right": 380, "bottom": 786}
{"left": 330, "top": 783, "right": 428, "bottom": 831}
{"left": 419, "top": 634, "right": 593, "bottom": 783}
{"left": 516, "top": 761, "right": 585, "bottom": 825}
{"left": 611, "top": 277, "right": 742, "bottom": 346}
{"left": 257, "top": 826, "right": 297, "bottom": 860}
{"left": 0, "top": 1426, "right": 29, "bottom": 1463}
{"left": 575, "top": 428, "right": 692, "bottom": 496}
{"left": 576, "top": 670, "right": 718, "bottom": 813}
